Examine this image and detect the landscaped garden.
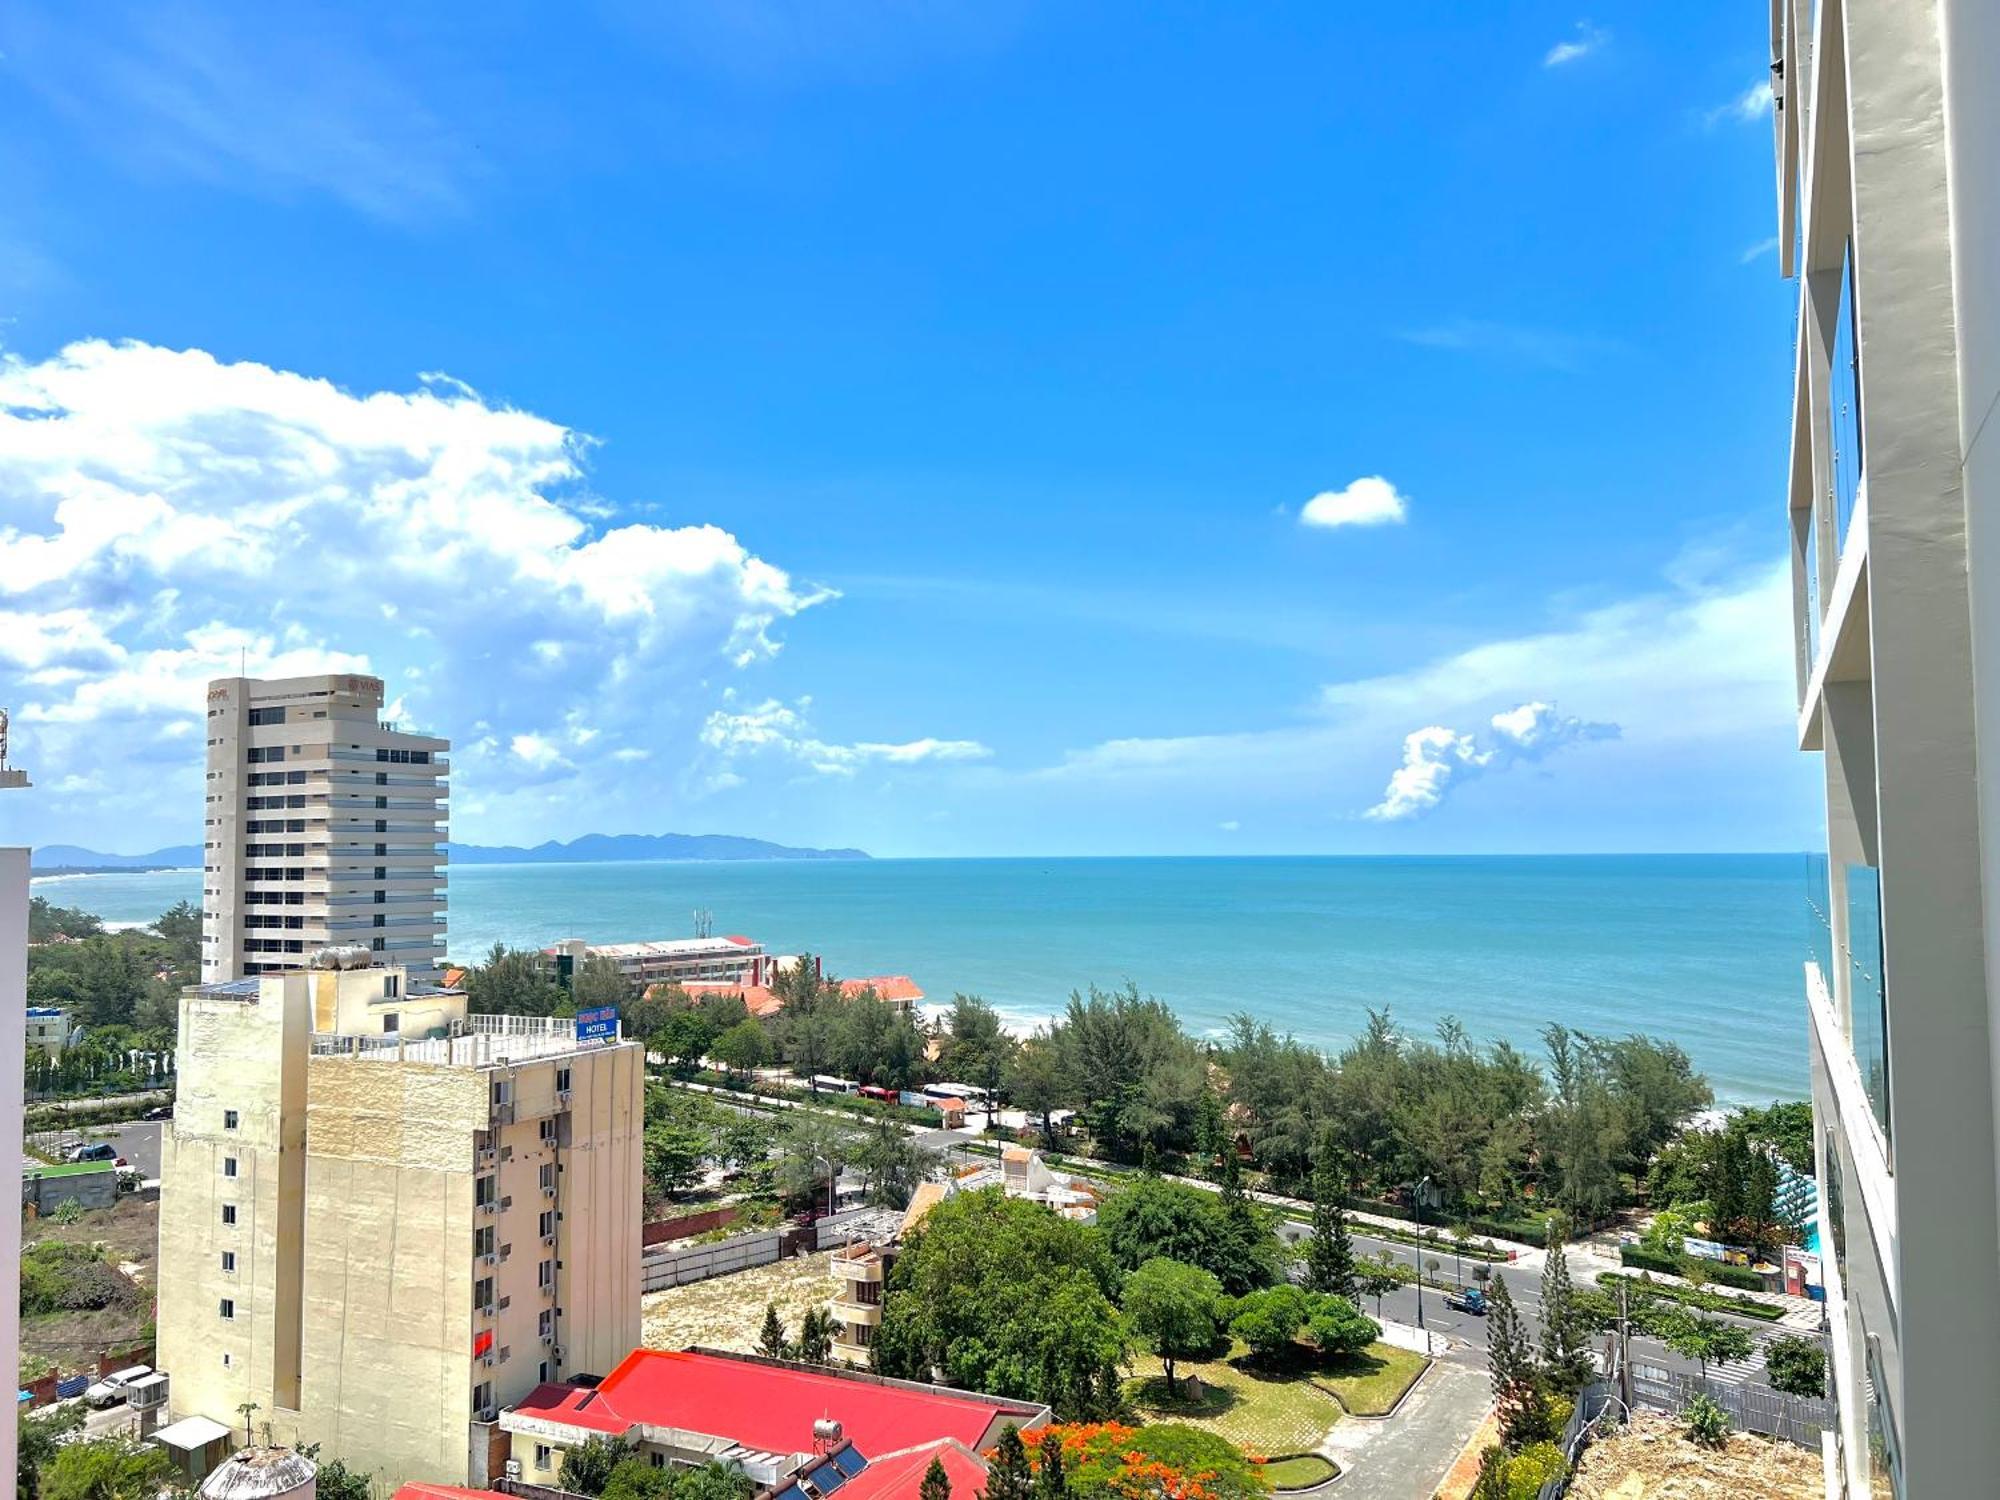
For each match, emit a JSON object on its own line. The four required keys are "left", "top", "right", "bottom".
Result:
{"left": 1125, "top": 1334, "right": 1428, "bottom": 1454}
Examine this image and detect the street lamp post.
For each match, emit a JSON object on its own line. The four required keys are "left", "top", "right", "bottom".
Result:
{"left": 1412, "top": 1175, "right": 1433, "bottom": 1330}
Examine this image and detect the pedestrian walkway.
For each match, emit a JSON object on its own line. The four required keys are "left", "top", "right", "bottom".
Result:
{"left": 1322, "top": 1362, "right": 1491, "bottom": 1500}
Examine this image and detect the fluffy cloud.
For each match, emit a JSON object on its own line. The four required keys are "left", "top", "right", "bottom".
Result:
{"left": 701, "top": 697, "right": 991, "bottom": 778}
{"left": 1708, "top": 80, "right": 1774, "bottom": 127}
{"left": 0, "top": 338, "right": 833, "bottom": 843}
{"left": 1365, "top": 701, "right": 1618, "bottom": 821}
{"left": 1544, "top": 22, "right": 1606, "bottom": 67}
{"left": 1299, "top": 476, "right": 1408, "bottom": 530}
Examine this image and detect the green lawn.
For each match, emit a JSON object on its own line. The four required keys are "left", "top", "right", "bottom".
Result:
{"left": 1125, "top": 1341, "right": 1345, "bottom": 1457}
{"left": 1308, "top": 1344, "right": 1430, "bottom": 1416}
{"left": 1261, "top": 1455, "right": 1338, "bottom": 1490}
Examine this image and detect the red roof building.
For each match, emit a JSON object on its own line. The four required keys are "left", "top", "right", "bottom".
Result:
{"left": 498, "top": 1348, "right": 1044, "bottom": 1496}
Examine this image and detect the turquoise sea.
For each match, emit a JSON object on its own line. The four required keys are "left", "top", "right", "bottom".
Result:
{"left": 35, "top": 853, "right": 1811, "bottom": 1105}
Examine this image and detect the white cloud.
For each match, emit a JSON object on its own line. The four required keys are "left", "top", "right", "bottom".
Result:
{"left": 1544, "top": 22, "right": 1607, "bottom": 67}
{"left": 1020, "top": 555, "right": 1792, "bottom": 842}
{"left": 700, "top": 697, "right": 991, "bottom": 780}
{"left": 1364, "top": 701, "right": 1618, "bottom": 821}
{"left": 1299, "top": 476, "right": 1409, "bottom": 530}
{"left": 1218, "top": 819, "right": 1240, "bottom": 832}
{"left": 1398, "top": 320, "right": 1615, "bottom": 372}
{"left": 1739, "top": 236, "right": 1781, "bottom": 264}
{"left": 1707, "top": 79, "right": 1774, "bottom": 127}
{"left": 0, "top": 338, "right": 831, "bottom": 844}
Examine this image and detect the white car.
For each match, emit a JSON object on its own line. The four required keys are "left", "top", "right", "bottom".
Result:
{"left": 82, "top": 1365, "right": 152, "bottom": 1409}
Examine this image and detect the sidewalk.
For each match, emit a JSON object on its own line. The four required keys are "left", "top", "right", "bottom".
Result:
{"left": 1323, "top": 1362, "right": 1492, "bottom": 1500}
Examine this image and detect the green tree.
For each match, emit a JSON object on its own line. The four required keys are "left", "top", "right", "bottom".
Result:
{"left": 19, "top": 1402, "right": 85, "bottom": 1500}
{"left": 560, "top": 1436, "right": 641, "bottom": 1496}
{"left": 713, "top": 1019, "right": 771, "bottom": 1081}
{"left": 1096, "top": 1176, "right": 1281, "bottom": 1296}
{"left": 1303, "top": 1294, "right": 1378, "bottom": 1358}
{"left": 645, "top": 1117, "right": 711, "bottom": 1198}
{"left": 1192, "top": 1088, "right": 1225, "bottom": 1177}
{"left": 310, "top": 1457, "right": 374, "bottom": 1500}
{"left": 799, "top": 1306, "right": 834, "bottom": 1365}
{"left": 38, "top": 1437, "right": 174, "bottom": 1500}
{"left": 571, "top": 955, "right": 632, "bottom": 1009}
{"left": 676, "top": 1466, "right": 755, "bottom": 1500}
{"left": 855, "top": 1114, "right": 940, "bottom": 1208}
{"left": 1228, "top": 1284, "right": 1308, "bottom": 1362}
{"left": 941, "top": 995, "right": 1014, "bottom": 1101}
{"left": 1123, "top": 1258, "right": 1224, "bottom": 1394}
{"left": 602, "top": 1461, "right": 676, "bottom": 1500}
{"left": 920, "top": 1456, "right": 953, "bottom": 1500}
{"left": 467, "top": 943, "right": 564, "bottom": 1018}
{"left": 152, "top": 900, "right": 202, "bottom": 962}
{"left": 1485, "top": 1273, "right": 1554, "bottom": 1449}
{"left": 759, "top": 1302, "right": 788, "bottom": 1359}
{"left": 1655, "top": 1308, "right": 1754, "bottom": 1383}
{"left": 1764, "top": 1334, "right": 1827, "bottom": 1398}
{"left": 1355, "top": 1254, "right": 1403, "bottom": 1318}
{"left": 1536, "top": 1216, "right": 1594, "bottom": 1394}
{"left": 1306, "top": 1145, "right": 1356, "bottom": 1301}
{"left": 873, "top": 1189, "right": 1126, "bottom": 1419}
{"left": 1006, "top": 1035, "right": 1072, "bottom": 1146}
{"left": 982, "top": 1426, "right": 1034, "bottom": 1500}
{"left": 1032, "top": 1432, "right": 1069, "bottom": 1500}
{"left": 1470, "top": 1447, "right": 1510, "bottom": 1500}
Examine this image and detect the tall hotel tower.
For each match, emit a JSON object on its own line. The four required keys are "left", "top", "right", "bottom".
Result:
{"left": 202, "top": 675, "right": 448, "bottom": 981}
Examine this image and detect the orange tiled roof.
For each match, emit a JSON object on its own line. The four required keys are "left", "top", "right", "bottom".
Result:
{"left": 839, "top": 975, "right": 925, "bottom": 1003}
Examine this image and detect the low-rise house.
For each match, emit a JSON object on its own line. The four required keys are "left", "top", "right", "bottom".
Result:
{"left": 26, "top": 1005, "right": 70, "bottom": 1057}
{"left": 497, "top": 1347, "right": 1046, "bottom": 1495}
{"left": 954, "top": 1150, "right": 1099, "bottom": 1222}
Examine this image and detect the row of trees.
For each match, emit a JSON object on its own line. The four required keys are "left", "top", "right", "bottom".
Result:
{"left": 25, "top": 898, "right": 198, "bottom": 1042}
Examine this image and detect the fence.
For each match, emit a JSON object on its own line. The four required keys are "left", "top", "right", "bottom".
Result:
{"left": 1626, "top": 1363, "right": 1832, "bottom": 1449}
{"left": 638, "top": 1206, "right": 888, "bottom": 1292}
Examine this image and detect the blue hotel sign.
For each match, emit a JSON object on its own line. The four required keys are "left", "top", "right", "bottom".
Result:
{"left": 576, "top": 1005, "right": 620, "bottom": 1043}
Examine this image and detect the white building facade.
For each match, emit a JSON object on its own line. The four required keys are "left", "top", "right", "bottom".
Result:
{"left": 201, "top": 675, "right": 448, "bottom": 982}
{"left": 1773, "top": 0, "right": 2000, "bottom": 1494}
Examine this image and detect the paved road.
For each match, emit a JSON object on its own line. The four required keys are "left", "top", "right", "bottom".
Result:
{"left": 29, "top": 1119, "right": 164, "bottom": 1178}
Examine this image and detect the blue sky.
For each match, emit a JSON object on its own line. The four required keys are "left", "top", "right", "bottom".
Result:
{"left": 0, "top": 1, "right": 1816, "bottom": 857}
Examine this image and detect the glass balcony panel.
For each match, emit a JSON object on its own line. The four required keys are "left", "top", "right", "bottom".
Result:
{"left": 1845, "top": 862, "right": 1889, "bottom": 1147}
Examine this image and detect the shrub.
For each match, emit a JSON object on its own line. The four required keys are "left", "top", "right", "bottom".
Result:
{"left": 1502, "top": 1442, "right": 1565, "bottom": 1500}
{"left": 1684, "top": 1394, "right": 1730, "bottom": 1449}
{"left": 1617, "top": 1244, "right": 1680, "bottom": 1276}
{"left": 1228, "top": 1285, "right": 1308, "bottom": 1360}
{"left": 1764, "top": 1335, "right": 1827, "bottom": 1398}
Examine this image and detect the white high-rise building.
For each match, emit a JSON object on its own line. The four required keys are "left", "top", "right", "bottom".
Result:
{"left": 201, "top": 675, "right": 448, "bottom": 982}
{"left": 1772, "top": 0, "right": 2000, "bottom": 1494}
{"left": 0, "top": 712, "right": 30, "bottom": 1498}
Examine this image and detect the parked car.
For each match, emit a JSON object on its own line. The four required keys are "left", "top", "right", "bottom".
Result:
{"left": 141, "top": 1104, "right": 174, "bottom": 1121}
{"left": 64, "top": 1142, "right": 117, "bottom": 1163}
{"left": 82, "top": 1365, "right": 153, "bottom": 1409}
{"left": 1444, "top": 1287, "right": 1488, "bottom": 1316}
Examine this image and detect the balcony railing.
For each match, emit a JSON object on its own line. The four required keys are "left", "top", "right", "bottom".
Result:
{"left": 1807, "top": 853, "right": 1890, "bottom": 1150}
{"left": 1831, "top": 241, "right": 1863, "bottom": 555}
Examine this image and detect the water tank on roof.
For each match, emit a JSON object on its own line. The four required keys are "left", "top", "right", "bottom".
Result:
{"left": 813, "top": 1418, "right": 844, "bottom": 1449}
{"left": 307, "top": 945, "right": 373, "bottom": 971}
{"left": 199, "top": 1448, "right": 317, "bottom": 1500}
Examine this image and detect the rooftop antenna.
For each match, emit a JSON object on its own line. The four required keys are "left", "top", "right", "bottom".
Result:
{"left": 693, "top": 907, "right": 712, "bottom": 939}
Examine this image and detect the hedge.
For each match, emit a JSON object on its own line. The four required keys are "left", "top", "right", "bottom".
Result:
{"left": 1618, "top": 1244, "right": 1771, "bottom": 1292}
{"left": 1596, "top": 1272, "right": 1787, "bottom": 1322}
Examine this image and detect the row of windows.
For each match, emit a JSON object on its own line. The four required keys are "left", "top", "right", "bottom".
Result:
{"left": 243, "top": 915, "right": 306, "bottom": 931}
{"left": 378, "top": 748, "right": 433, "bottom": 764}
{"left": 247, "top": 797, "right": 309, "bottom": 811}
{"left": 244, "top": 869, "right": 307, "bottom": 882}
{"left": 243, "top": 891, "right": 309, "bottom": 906}
{"left": 246, "top": 747, "right": 286, "bottom": 764}
{"left": 248, "top": 771, "right": 310, "bottom": 787}
{"left": 244, "top": 843, "right": 309, "bottom": 858}
{"left": 244, "top": 939, "right": 305, "bottom": 954}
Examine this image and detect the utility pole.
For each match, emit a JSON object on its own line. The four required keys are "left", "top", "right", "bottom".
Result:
{"left": 1618, "top": 1282, "right": 1633, "bottom": 1409}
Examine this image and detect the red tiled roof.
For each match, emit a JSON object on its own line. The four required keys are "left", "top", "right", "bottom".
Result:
{"left": 835, "top": 1441, "right": 988, "bottom": 1500}
{"left": 724, "top": 935, "right": 755, "bottom": 947}
{"left": 513, "top": 1350, "right": 1038, "bottom": 1458}
{"left": 394, "top": 1485, "right": 509, "bottom": 1500}
{"left": 838, "top": 976, "right": 925, "bottom": 1003}
{"left": 680, "top": 981, "right": 784, "bottom": 1018}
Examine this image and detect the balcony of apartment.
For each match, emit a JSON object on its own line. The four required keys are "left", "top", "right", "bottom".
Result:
{"left": 313, "top": 1013, "right": 596, "bottom": 1067}
{"left": 1805, "top": 853, "right": 1891, "bottom": 1154}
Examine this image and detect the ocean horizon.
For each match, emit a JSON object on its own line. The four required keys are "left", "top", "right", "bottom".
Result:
{"left": 38, "top": 852, "right": 1813, "bottom": 1106}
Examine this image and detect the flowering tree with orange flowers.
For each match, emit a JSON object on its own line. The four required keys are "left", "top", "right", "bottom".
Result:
{"left": 1024, "top": 1423, "right": 1268, "bottom": 1500}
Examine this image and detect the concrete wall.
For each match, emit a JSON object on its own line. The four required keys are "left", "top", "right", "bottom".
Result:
{"left": 22, "top": 1167, "right": 118, "bottom": 1214}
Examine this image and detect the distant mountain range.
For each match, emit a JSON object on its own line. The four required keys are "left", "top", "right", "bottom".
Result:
{"left": 31, "top": 832, "right": 868, "bottom": 874}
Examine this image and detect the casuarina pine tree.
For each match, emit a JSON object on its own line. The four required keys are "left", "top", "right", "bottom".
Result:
{"left": 1537, "top": 1214, "right": 1596, "bottom": 1393}
{"left": 1485, "top": 1273, "right": 1555, "bottom": 1448}
{"left": 920, "top": 1457, "right": 953, "bottom": 1500}
{"left": 1306, "top": 1143, "right": 1356, "bottom": 1301}
{"left": 980, "top": 1426, "right": 1033, "bottom": 1500}
{"left": 758, "top": 1303, "right": 787, "bottom": 1360}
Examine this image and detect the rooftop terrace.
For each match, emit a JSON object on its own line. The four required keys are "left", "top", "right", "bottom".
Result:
{"left": 311, "top": 1013, "right": 616, "bottom": 1066}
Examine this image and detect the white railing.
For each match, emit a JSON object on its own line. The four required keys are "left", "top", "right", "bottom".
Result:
{"left": 312, "top": 1013, "right": 593, "bottom": 1067}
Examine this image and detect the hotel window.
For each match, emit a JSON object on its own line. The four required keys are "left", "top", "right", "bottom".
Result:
{"left": 248, "top": 707, "right": 287, "bottom": 726}
{"left": 474, "top": 1277, "right": 495, "bottom": 1310}
{"left": 222, "top": 1157, "right": 238, "bottom": 1178}
{"left": 538, "top": 1259, "right": 555, "bottom": 1290}
{"left": 556, "top": 1067, "right": 571, "bottom": 1094}
{"left": 221, "top": 1251, "right": 236, "bottom": 1273}
{"left": 473, "top": 1382, "right": 493, "bottom": 1416}
{"left": 539, "top": 1162, "right": 556, "bottom": 1194}
{"left": 223, "top": 1109, "right": 239, "bottom": 1130}
{"left": 221, "top": 1204, "right": 237, "bottom": 1227}
{"left": 475, "top": 1175, "right": 497, "bottom": 1209}
{"left": 539, "top": 1117, "right": 557, "bottom": 1144}
{"left": 219, "top": 1299, "right": 235, "bottom": 1320}
{"left": 475, "top": 1226, "right": 495, "bottom": 1258}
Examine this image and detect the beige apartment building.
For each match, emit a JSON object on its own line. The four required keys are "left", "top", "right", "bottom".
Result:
{"left": 1771, "top": 0, "right": 2000, "bottom": 1494}
{"left": 202, "top": 675, "right": 448, "bottom": 982}
{"left": 156, "top": 961, "right": 643, "bottom": 1485}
